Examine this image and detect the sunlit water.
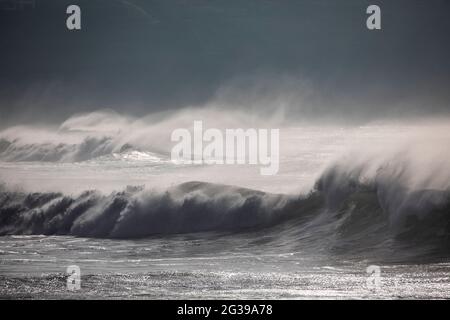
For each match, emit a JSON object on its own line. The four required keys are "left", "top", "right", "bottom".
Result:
{"left": 1, "top": 235, "right": 450, "bottom": 299}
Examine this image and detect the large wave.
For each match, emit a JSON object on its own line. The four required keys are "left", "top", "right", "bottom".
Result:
{"left": 0, "top": 182, "right": 302, "bottom": 238}
{"left": 0, "top": 164, "right": 448, "bottom": 256}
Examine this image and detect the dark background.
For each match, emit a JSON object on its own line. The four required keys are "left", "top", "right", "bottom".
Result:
{"left": 1, "top": 0, "right": 449, "bottom": 125}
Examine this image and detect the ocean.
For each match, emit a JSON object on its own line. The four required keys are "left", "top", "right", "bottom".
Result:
{"left": 0, "top": 114, "right": 449, "bottom": 299}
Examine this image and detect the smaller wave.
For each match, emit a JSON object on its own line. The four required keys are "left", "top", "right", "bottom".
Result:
{"left": 0, "top": 136, "right": 116, "bottom": 162}
{"left": 0, "top": 134, "right": 171, "bottom": 164}
{"left": 0, "top": 111, "right": 165, "bottom": 163}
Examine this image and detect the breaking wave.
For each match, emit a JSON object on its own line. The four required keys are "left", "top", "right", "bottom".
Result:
{"left": 0, "top": 161, "right": 449, "bottom": 257}
{"left": 0, "top": 182, "right": 299, "bottom": 238}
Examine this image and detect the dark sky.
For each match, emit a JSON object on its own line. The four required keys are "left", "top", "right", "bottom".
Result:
{"left": 1, "top": 0, "right": 450, "bottom": 125}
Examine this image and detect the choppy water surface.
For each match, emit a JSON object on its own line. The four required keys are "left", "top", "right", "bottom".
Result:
{"left": 1, "top": 234, "right": 450, "bottom": 299}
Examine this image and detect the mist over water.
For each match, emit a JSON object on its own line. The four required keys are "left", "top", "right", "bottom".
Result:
{"left": 1, "top": 109, "right": 450, "bottom": 191}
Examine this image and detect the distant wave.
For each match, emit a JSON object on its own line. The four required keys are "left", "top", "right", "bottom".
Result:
{"left": 0, "top": 108, "right": 276, "bottom": 163}
{"left": 0, "top": 136, "right": 117, "bottom": 162}
{"left": 0, "top": 110, "right": 168, "bottom": 163}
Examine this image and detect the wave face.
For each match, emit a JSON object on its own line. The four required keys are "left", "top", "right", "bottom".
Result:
{"left": 312, "top": 164, "right": 450, "bottom": 254}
